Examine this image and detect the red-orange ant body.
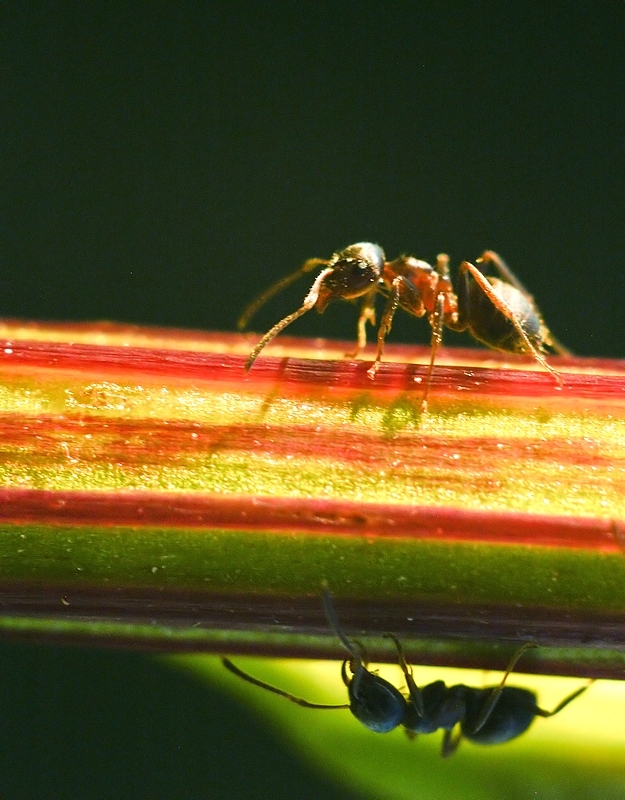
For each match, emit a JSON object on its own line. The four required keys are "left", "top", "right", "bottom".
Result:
{"left": 238, "top": 243, "right": 569, "bottom": 411}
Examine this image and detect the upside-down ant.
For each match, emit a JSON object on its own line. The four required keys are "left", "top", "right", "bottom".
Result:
{"left": 222, "top": 588, "right": 590, "bottom": 756}
{"left": 237, "top": 243, "right": 569, "bottom": 411}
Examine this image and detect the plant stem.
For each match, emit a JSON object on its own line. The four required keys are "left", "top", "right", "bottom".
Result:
{"left": 0, "top": 320, "right": 624, "bottom": 676}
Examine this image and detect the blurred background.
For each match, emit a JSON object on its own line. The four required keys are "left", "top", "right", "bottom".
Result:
{"left": 0, "top": 642, "right": 364, "bottom": 799}
{"left": 2, "top": 3, "right": 623, "bottom": 356}
{"left": 1, "top": 3, "right": 624, "bottom": 797}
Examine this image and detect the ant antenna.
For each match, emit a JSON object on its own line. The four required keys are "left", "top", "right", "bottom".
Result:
{"left": 221, "top": 658, "right": 349, "bottom": 710}
{"left": 322, "top": 583, "right": 409, "bottom": 733}
{"left": 321, "top": 582, "right": 366, "bottom": 663}
{"left": 244, "top": 267, "right": 334, "bottom": 372}
{"left": 237, "top": 258, "right": 329, "bottom": 331}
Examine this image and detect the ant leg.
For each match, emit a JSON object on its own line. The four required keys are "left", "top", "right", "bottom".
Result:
{"left": 472, "top": 642, "right": 538, "bottom": 734}
{"left": 441, "top": 726, "right": 463, "bottom": 758}
{"left": 244, "top": 267, "right": 334, "bottom": 372}
{"left": 367, "top": 278, "right": 402, "bottom": 379}
{"left": 384, "top": 633, "right": 425, "bottom": 718}
{"left": 478, "top": 251, "right": 534, "bottom": 298}
{"left": 420, "top": 291, "right": 445, "bottom": 413}
{"left": 460, "top": 262, "right": 564, "bottom": 386}
{"left": 237, "top": 258, "right": 329, "bottom": 331}
{"left": 534, "top": 680, "right": 594, "bottom": 718}
{"left": 345, "top": 289, "right": 377, "bottom": 359}
{"left": 478, "top": 251, "right": 572, "bottom": 357}
{"left": 222, "top": 658, "right": 350, "bottom": 709}
{"left": 542, "top": 332, "right": 573, "bottom": 358}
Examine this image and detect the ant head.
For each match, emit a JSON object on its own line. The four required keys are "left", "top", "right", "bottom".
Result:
{"left": 342, "top": 659, "right": 408, "bottom": 733}
{"left": 461, "top": 686, "right": 538, "bottom": 745}
{"left": 322, "top": 585, "right": 406, "bottom": 733}
{"left": 316, "top": 242, "right": 385, "bottom": 312}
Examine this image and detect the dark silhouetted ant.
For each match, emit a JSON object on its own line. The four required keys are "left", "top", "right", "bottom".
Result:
{"left": 222, "top": 587, "right": 590, "bottom": 756}
{"left": 238, "top": 243, "right": 569, "bottom": 411}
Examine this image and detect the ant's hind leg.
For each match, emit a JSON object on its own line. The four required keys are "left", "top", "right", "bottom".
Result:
{"left": 477, "top": 252, "right": 572, "bottom": 357}
{"left": 477, "top": 251, "right": 532, "bottom": 298}
{"left": 534, "top": 680, "right": 594, "bottom": 718}
{"left": 459, "top": 261, "right": 564, "bottom": 386}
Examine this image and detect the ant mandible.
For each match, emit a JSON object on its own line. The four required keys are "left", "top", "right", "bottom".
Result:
{"left": 222, "top": 587, "right": 590, "bottom": 756}
{"left": 237, "top": 243, "right": 570, "bottom": 411}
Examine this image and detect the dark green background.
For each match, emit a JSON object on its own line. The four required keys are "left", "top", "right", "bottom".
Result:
{"left": 2, "top": 3, "right": 623, "bottom": 356}
{"left": 1, "top": 3, "right": 623, "bottom": 798}
{"left": 0, "top": 642, "right": 359, "bottom": 799}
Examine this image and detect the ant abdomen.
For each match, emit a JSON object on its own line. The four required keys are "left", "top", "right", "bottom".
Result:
{"left": 461, "top": 686, "right": 539, "bottom": 745}
{"left": 457, "top": 274, "right": 545, "bottom": 355}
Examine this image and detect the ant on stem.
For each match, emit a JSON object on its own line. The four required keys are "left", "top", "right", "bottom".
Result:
{"left": 238, "top": 243, "right": 569, "bottom": 411}
{"left": 222, "top": 587, "right": 591, "bottom": 756}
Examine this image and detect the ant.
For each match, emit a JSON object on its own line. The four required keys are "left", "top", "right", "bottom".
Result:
{"left": 386, "top": 634, "right": 590, "bottom": 756}
{"left": 223, "top": 586, "right": 407, "bottom": 733}
{"left": 222, "top": 587, "right": 591, "bottom": 756}
{"left": 237, "top": 243, "right": 570, "bottom": 411}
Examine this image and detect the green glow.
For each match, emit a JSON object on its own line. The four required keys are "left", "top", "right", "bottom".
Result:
{"left": 181, "top": 656, "right": 625, "bottom": 800}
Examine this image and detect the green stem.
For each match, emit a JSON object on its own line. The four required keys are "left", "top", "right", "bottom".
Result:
{"left": 0, "top": 320, "right": 623, "bottom": 675}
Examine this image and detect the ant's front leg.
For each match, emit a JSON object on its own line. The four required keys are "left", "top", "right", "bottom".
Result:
{"left": 384, "top": 633, "right": 425, "bottom": 718}
{"left": 345, "top": 289, "right": 377, "bottom": 360}
{"left": 367, "top": 276, "right": 425, "bottom": 379}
